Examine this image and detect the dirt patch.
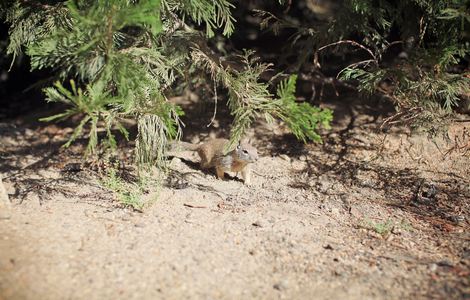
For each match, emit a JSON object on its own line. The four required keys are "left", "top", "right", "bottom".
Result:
{"left": 1, "top": 100, "right": 469, "bottom": 299}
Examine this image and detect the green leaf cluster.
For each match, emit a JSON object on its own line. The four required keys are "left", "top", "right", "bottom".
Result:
{"left": 3, "top": 0, "right": 182, "bottom": 165}
{"left": 192, "top": 49, "right": 332, "bottom": 151}
{"left": 275, "top": 75, "right": 332, "bottom": 143}
{"left": 2, "top": 0, "right": 331, "bottom": 170}
{"left": 259, "top": 0, "right": 469, "bottom": 130}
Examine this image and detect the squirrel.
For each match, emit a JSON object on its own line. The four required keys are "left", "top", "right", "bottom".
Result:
{"left": 171, "top": 138, "right": 259, "bottom": 185}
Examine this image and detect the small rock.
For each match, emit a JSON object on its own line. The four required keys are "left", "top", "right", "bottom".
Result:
{"left": 167, "top": 177, "right": 189, "bottom": 189}
{"left": 349, "top": 206, "right": 361, "bottom": 218}
{"left": 429, "top": 263, "right": 438, "bottom": 272}
{"left": 279, "top": 154, "right": 291, "bottom": 162}
{"left": 299, "top": 155, "right": 307, "bottom": 161}
{"left": 273, "top": 280, "right": 288, "bottom": 291}
{"left": 329, "top": 206, "right": 340, "bottom": 216}
{"left": 369, "top": 231, "right": 383, "bottom": 239}
{"left": 360, "top": 179, "right": 376, "bottom": 188}
{"left": 24, "top": 128, "right": 34, "bottom": 137}
{"left": 171, "top": 157, "right": 182, "bottom": 164}
{"left": 316, "top": 180, "right": 331, "bottom": 193}
{"left": 190, "top": 136, "right": 200, "bottom": 144}
{"left": 436, "top": 260, "right": 453, "bottom": 268}
{"left": 252, "top": 220, "right": 265, "bottom": 227}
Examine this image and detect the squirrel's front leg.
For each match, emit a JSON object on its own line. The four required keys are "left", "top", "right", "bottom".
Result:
{"left": 241, "top": 165, "right": 252, "bottom": 185}
{"left": 215, "top": 166, "right": 225, "bottom": 179}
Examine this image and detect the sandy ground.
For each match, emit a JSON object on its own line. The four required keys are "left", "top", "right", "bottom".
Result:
{"left": 0, "top": 98, "right": 469, "bottom": 299}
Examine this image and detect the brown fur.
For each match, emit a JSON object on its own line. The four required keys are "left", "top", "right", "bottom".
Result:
{"left": 176, "top": 138, "right": 259, "bottom": 184}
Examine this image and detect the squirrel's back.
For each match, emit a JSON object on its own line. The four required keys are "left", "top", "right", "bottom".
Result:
{"left": 171, "top": 138, "right": 258, "bottom": 171}
{"left": 197, "top": 139, "right": 229, "bottom": 168}
{"left": 170, "top": 138, "right": 258, "bottom": 184}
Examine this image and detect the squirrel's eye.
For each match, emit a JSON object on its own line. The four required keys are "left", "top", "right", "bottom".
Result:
{"left": 243, "top": 149, "right": 248, "bottom": 154}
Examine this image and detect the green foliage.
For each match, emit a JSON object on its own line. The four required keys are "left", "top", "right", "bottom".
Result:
{"left": 4, "top": 1, "right": 70, "bottom": 63}
{"left": 275, "top": 75, "right": 332, "bottom": 143}
{"left": 136, "top": 113, "right": 182, "bottom": 168}
{"left": 40, "top": 80, "right": 127, "bottom": 152}
{"left": 2, "top": 0, "right": 331, "bottom": 172}
{"left": 361, "top": 218, "right": 413, "bottom": 236}
{"left": 4, "top": 0, "right": 467, "bottom": 170}
{"left": 192, "top": 50, "right": 332, "bottom": 150}
{"left": 347, "top": 0, "right": 470, "bottom": 120}
{"left": 5, "top": 0, "right": 182, "bottom": 162}
{"left": 101, "top": 165, "right": 162, "bottom": 210}
{"left": 260, "top": 0, "right": 469, "bottom": 130}
{"left": 101, "top": 166, "right": 143, "bottom": 210}
{"left": 365, "top": 219, "right": 394, "bottom": 236}
{"left": 163, "top": 0, "right": 235, "bottom": 37}
{"left": 339, "top": 57, "right": 470, "bottom": 130}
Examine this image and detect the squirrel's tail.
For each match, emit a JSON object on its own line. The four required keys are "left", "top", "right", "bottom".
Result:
{"left": 168, "top": 141, "right": 200, "bottom": 152}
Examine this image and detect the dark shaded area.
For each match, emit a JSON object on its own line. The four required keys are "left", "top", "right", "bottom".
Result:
{"left": 0, "top": 1, "right": 391, "bottom": 122}
{"left": 283, "top": 98, "right": 469, "bottom": 235}
{"left": 0, "top": 23, "right": 56, "bottom": 121}
{"left": 0, "top": 1, "right": 467, "bottom": 224}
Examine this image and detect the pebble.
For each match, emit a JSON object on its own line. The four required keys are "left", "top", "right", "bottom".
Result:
{"left": 436, "top": 260, "right": 453, "bottom": 268}
{"left": 349, "top": 206, "right": 362, "bottom": 218}
{"left": 368, "top": 231, "right": 383, "bottom": 239}
{"left": 190, "top": 136, "right": 200, "bottom": 144}
{"left": 273, "top": 279, "right": 288, "bottom": 291}
{"left": 171, "top": 157, "right": 182, "bottom": 164}
{"left": 24, "top": 128, "right": 34, "bottom": 137}
{"left": 279, "top": 154, "right": 291, "bottom": 162}
{"left": 360, "top": 179, "right": 376, "bottom": 188}
{"left": 252, "top": 220, "right": 265, "bottom": 227}
{"left": 316, "top": 180, "right": 331, "bottom": 193}
{"left": 329, "top": 133, "right": 339, "bottom": 138}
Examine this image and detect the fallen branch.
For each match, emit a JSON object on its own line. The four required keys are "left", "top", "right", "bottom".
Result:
{"left": 183, "top": 203, "right": 207, "bottom": 209}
